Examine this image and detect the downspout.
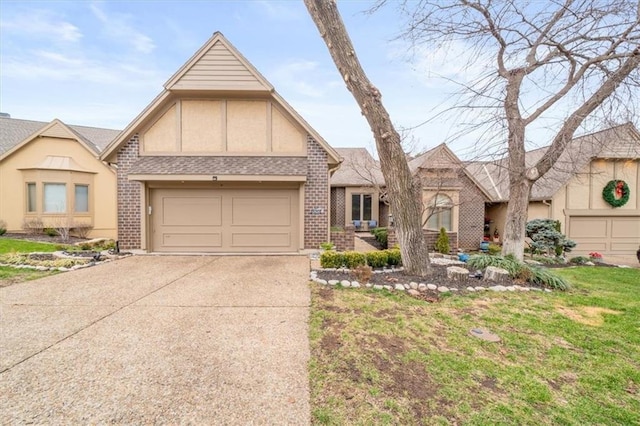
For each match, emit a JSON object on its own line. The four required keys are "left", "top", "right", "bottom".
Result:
{"left": 542, "top": 199, "right": 551, "bottom": 218}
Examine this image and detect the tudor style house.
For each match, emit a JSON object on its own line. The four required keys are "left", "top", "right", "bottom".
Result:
{"left": 0, "top": 116, "right": 119, "bottom": 238}
{"left": 100, "top": 33, "right": 340, "bottom": 253}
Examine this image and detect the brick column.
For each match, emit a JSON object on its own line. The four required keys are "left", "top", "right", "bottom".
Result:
{"left": 304, "top": 136, "right": 329, "bottom": 249}
{"left": 116, "top": 135, "right": 142, "bottom": 249}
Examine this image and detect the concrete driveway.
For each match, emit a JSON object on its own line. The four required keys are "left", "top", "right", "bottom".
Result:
{"left": 0, "top": 255, "right": 311, "bottom": 424}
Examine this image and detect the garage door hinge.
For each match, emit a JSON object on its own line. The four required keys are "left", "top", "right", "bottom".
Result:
{"left": 148, "top": 206, "right": 152, "bottom": 215}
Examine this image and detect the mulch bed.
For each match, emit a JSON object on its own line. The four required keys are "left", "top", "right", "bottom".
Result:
{"left": 315, "top": 264, "right": 535, "bottom": 302}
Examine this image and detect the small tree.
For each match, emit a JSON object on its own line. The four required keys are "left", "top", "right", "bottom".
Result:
{"left": 525, "top": 219, "right": 576, "bottom": 256}
{"left": 435, "top": 227, "right": 450, "bottom": 254}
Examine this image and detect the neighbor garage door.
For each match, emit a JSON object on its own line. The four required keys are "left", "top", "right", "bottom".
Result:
{"left": 568, "top": 216, "right": 640, "bottom": 254}
{"left": 151, "top": 188, "right": 299, "bottom": 253}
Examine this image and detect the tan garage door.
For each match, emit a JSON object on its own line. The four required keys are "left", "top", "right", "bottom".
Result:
{"left": 151, "top": 188, "right": 299, "bottom": 253}
{"left": 568, "top": 216, "right": 640, "bottom": 254}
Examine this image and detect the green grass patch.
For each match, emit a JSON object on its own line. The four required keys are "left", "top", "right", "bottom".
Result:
{"left": 0, "top": 265, "right": 59, "bottom": 286}
{"left": 309, "top": 267, "right": 640, "bottom": 425}
{"left": 0, "top": 238, "right": 61, "bottom": 254}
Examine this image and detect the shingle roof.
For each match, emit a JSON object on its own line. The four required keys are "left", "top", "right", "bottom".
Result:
{"left": 330, "top": 148, "right": 384, "bottom": 186}
{"left": 0, "top": 116, "right": 120, "bottom": 156}
{"left": 128, "top": 156, "right": 307, "bottom": 176}
{"left": 465, "top": 122, "right": 640, "bottom": 201}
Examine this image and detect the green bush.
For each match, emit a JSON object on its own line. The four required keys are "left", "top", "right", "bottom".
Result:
{"left": 528, "top": 266, "right": 570, "bottom": 290}
{"left": 366, "top": 251, "right": 389, "bottom": 268}
{"left": 344, "top": 251, "right": 366, "bottom": 269}
{"left": 44, "top": 228, "right": 58, "bottom": 237}
{"left": 569, "top": 256, "right": 590, "bottom": 265}
{"left": 320, "top": 251, "right": 345, "bottom": 268}
{"left": 468, "top": 254, "right": 569, "bottom": 290}
{"left": 526, "top": 219, "right": 576, "bottom": 255}
{"left": 319, "top": 242, "right": 335, "bottom": 251}
{"left": 0, "top": 219, "right": 6, "bottom": 236}
{"left": 434, "top": 227, "right": 450, "bottom": 254}
{"left": 371, "top": 227, "right": 388, "bottom": 248}
{"left": 488, "top": 243, "right": 501, "bottom": 255}
{"left": 385, "top": 248, "right": 402, "bottom": 266}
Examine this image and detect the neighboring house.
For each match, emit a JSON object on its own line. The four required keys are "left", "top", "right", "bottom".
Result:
{"left": 0, "top": 116, "right": 120, "bottom": 238}
{"left": 330, "top": 148, "right": 387, "bottom": 231}
{"left": 331, "top": 144, "right": 490, "bottom": 250}
{"left": 470, "top": 123, "right": 640, "bottom": 256}
{"left": 100, "top": 32, "right": 341, "bottom": 253}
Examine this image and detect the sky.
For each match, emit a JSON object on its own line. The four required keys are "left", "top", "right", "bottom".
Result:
{"left": 1, "top": 1, "right": 637, "bottom": 159}
{"left": 0, "top": 0, "right": 489, "bottom": 157}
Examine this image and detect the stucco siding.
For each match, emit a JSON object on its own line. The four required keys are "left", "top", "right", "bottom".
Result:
{"left": 0, "top": 136, "right": 116, "bottom": 238}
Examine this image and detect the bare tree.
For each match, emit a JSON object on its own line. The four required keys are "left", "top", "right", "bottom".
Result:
{"left": 305, "top": 0, "right": 432, "bottom": 275}
{"left": 387, "top": 0, "right": 640, "bottom": 260}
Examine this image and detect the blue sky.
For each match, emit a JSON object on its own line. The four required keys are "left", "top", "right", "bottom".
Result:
{"left": 0, "top": 0, "right": 484, "bottom": 156}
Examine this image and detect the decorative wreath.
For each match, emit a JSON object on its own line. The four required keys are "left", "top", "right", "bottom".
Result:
{"left": 602, "top": 180, "right": 630, "bottom": 208}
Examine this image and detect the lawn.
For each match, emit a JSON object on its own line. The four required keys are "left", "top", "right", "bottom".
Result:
{"left": 309, "top": 266, "right": 640, "bottom": 425}
{"left": 0, "top": 238, "right": 61, "bottom": 254}
{"left": 0, "top": 238, "right": 63, "bottom": 286}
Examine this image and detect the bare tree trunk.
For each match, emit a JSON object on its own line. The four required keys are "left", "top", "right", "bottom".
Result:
{"left": 305, "top": 0, "right": 431, "bottom": 275}
{"left": 502, "top": 178, "right": 532, "bottom": 261}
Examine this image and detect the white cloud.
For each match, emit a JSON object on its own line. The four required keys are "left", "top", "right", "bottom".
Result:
{"left": 0, "top": 9, "right": 82, "bottom": 42}
{"left": 89, "top": 2, "right": 155, "bottom": 54}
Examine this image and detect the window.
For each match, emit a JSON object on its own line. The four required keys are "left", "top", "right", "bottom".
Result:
{"left": 27, "top": 183, "right": 36, "bottom": 212}
{"left": 74, "top": 185, "right": 89, "bottom": 213}
{"left": 426, "top": 194, "right": 452, "bottom": 231}
{"left": 351, "top": 193, "right": 372, "bottom": 222}
{"left": 43, "top": 183, "right": 66, "bottom": 213}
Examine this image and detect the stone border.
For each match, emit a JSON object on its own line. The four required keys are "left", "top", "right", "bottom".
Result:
{"left": 0, "top": 251, "right": 132, "bottom": 272}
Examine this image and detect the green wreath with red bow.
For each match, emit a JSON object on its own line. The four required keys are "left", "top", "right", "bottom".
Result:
{"left": 602, "top": 180, "right": 630, "bottom": 208}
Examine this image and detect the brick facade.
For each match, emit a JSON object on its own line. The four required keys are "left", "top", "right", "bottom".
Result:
{"left": 457, "top": 175, "right": 486, "bottom": 250}
{"left": 330, "top": 225, "right": 355, "bottom": 251}
{"left": 116, "top": 135, "right": 142, "bottom": 249}
{"left": 305, "top": 136, "right": 329, "bottom": 249}
{"left": 387, "top": 227, "right": 458, "bottom": 253}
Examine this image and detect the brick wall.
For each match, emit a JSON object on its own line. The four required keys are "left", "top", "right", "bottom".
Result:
{"left": 387, "top": 227, "right": 459, "bottom": 253}
{"left": 305, "top": 136, "right": 329, "bottom": 249}
{"left": 330, "top": 225, "right": 355, "bottom": 251}
{"left": 116, "top": 135, "right": 142, "bottom": 249}
{"left": 458, "top": 175, "right": 486, "bottom": 250}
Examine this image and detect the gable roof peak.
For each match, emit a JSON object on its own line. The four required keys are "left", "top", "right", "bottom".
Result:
{"left": 164, "top": 32, "right": 273, "bottom": 92}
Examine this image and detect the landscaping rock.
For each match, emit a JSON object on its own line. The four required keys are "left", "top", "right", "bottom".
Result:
{"left": 466, "top": 287, "right": 476, "bottom": 292}
{"left": 418, "top": 283, "right": 427, "bottom": 292}
{"left": 447, "top": 266, "right": 469, "bottom": 281}
{"left": 409, "top": 282, "right": 418, "bottom": 290}
{"left": 483, "top": 266, "right": 510, "bottom": 283}
{"left": 383, "top": 285, "right": 393, "bottom": 291}
{"left": 351, "top": 282, "right": 361, "bottom": 288}
{"left": 328, "top": 280, "right": 339, "bottom": 286}
{"left": 316, "top": 279, "right": 328, "bottom": 285}
{"left": 475, "top": 286, "right": 486, "bottom": 291}
{"left": 408, "top": 289, "right": 420, "bottom": 296}
{"left": 394, "top": 284, "right": 405, "bottom": 291}
{"left": 437, "top": 286, "right": 450, "bottom": 293}
{"left": 373, "top": 285, "right": 384, "bottom": 290}
{"left": 489, "top": 285, "right": 507, "bottom": 292}
{"left": 340, "top": 280, "right": 351, "bottom": 288}
{"left": 427, "top": 283, "right": 437, "bottom": 290}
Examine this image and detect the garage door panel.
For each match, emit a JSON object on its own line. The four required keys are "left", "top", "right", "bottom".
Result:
{"left": 161, "top": 196, "right": 222, "bottom": 226}
{"left": 611, "top": 242, "right": 639, "bottom": 251}
{"left": 231, "top": 196, "right": 291, "bottom": 226}
{"left": 569, "top": 218, "right": 608, "bottom": 238}
{"left": 163, "top": 232, "right": 222, "bottom": 248}
{"left": 611, "top": 218, "right": 639, "bottom": 238}
{"left": 231, "top": 232, "right": 291, "bottom": 247}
